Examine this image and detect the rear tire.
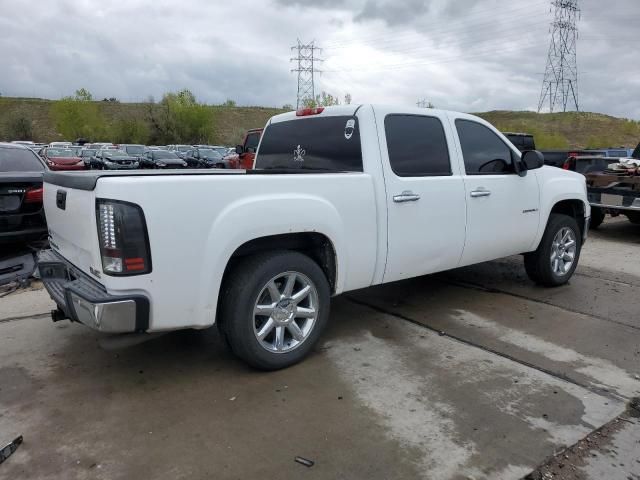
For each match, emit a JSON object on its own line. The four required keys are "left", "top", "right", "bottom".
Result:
{"left": 217, "top": 250, "right": 330, "bottom": 370}
{"left": 524, "top": 214, "right": 581, "bottom": 287}
{"left": 590, "top": 207, "right": 605, "bottom": 229}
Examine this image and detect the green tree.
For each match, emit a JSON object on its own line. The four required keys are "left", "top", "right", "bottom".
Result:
{"left": 50, "top": 88, "right": 107, "bottom": 140}
{"left": 304, "top": 91, "right": 344, "bottom": 108}
{"left": 112, "top": 117, "right": 150, "bottom": 144}
{"left": 5, "top": 112, "right": 33, "bottom": 140}
{"left": 147, "top": 89, "right": 215, "bottom": 144}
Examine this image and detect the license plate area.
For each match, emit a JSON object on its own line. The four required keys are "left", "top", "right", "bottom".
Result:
{"left": 0, "top": 195, "right": 21, "bottom": 212}
{"left": 39, "top": 263, "right": 76, "bottom": 282}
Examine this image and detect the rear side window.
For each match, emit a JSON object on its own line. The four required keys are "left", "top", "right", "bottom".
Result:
{"left": 384, "top": 115, "right": 451, "bottom": 176}
{"left": 456, "top": 120, "right": 514, "bottom": 175}
{"left": 0, "top": 148, "right": 44, "bottom": 172}
{"left": 256, "top": 116, "right": 362, "bottom": 172}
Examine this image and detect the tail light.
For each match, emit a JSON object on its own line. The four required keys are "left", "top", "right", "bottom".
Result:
{"left": 296, "top": 107, "right": 325, "bottom": 116}
{"left": 24, "top": 187, "right": 43, "bottom": 203}
{"left": 96, "top": 199, "right": 152, "bottom": 276}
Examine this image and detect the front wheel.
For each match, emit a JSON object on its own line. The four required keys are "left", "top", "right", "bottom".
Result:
{"left": 218, "top": 251, "right": 331, "bottom": 370}
{"left": 524, "top": 214, "right": 582, "bottom": 287}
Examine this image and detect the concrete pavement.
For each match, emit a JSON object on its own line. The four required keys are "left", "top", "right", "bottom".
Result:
{"left": 0, "top": 217, "right": 638, "bottom": 480}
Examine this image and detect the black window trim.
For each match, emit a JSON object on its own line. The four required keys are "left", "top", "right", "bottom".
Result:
{"left": 384, "top": 113, "right": 453, "bottom": 178}
{"left": 455, "top": 118, "right": 519, "bottom": 176}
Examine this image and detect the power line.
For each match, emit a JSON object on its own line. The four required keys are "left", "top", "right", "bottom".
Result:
{"left": 291, "top": 39, "right": 323, "bottom": 109}
{"left": 538, "top": 0, "right": 581, "bottom": 113}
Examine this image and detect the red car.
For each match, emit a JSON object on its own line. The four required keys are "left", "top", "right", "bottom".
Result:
{"left": 230, "top": 128, "right": 263, "bottom": 169}
{"left": 41, "top": 147, "right": 86, "bottom": 171}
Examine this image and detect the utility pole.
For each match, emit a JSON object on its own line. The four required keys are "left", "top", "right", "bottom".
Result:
{"left": 291, "top": 40, "right": 323, "bottom": 109}
{"left": 538, "top": 0, "right": 580, "bottom": 113}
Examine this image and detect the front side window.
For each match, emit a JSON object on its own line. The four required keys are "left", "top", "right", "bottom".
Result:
{"left": 384, "top": 115, "right": 451, "bottom": 176}
{"left": 456, "top": 120, "right": 514, "bottom": 175}
{"left": 256, "top": 116, "right": 363, "bottom": 172}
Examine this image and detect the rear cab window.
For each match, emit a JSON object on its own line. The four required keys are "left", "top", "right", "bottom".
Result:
{"left": 255, "top": 116, "right": 363, "bottom": 172}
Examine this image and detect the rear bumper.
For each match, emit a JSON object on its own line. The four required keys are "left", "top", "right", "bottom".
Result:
{"left": 37, "top": 249, "right": 149, "bottom": 333}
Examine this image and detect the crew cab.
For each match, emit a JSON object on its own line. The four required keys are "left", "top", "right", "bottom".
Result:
{"left": 38, "top": 105, "right": 589, "bottom": 370}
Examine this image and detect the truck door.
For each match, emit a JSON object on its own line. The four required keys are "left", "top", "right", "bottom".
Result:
{"left": 376, "top": 109, "right": 467, "bottom": 283}
{"left": 451, "top": 115, "right": 540, "bottom": 267}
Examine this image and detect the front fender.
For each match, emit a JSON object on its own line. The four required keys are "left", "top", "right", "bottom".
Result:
{"left": 533, "top": 168, "right": 590, "bottom": 248}
{"left": 195, "top": 194, "right": 346, "bottom": 327}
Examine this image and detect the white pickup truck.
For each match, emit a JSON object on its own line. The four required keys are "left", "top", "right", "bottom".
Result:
{"left": 39, "top": 105, "right": 589, "bottom": 369}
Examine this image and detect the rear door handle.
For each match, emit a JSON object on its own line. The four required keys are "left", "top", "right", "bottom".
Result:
{"left": 470, "top": 190, "right": 491, "bottom": 198}
{"left": 393, "top": 191, "right": 421, "bottom": 203}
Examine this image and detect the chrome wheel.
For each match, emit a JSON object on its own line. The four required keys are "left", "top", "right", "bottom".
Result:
{"left": 550, "top": 227, "right": 577, "bottom": 276}
{"left": 252, "top": 272, "right": 319, "bottom": 354}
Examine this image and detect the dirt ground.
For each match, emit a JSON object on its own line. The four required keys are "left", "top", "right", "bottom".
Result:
{"left": 0, "top": 217, "right": 638, "bottom": 480}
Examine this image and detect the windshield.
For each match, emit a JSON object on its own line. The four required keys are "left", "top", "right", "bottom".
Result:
{"left": 102, "top": 150, "right": 128, "bottom": 158}
{"left": 154, "top": 151, "right": 179, "bottom": 159}
{"left": 177, "top": 146, "right": 191, "bottom": 152}
{"left": 48, "top": 148, "right": 77, "bottom": 158}
{"left": 125, "top": 145, "right": 145, "bottom": 154}
{"left": 198, "top": 149, "right": 223, "bottom": 158}
{"left": 0, "top": 148, "right": 44, "bottom": 172}
{"left": 80, "top": 149, "right": 97, "bottom": 157}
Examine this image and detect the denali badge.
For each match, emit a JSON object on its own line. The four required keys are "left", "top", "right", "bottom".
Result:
{"left": 344, "top": 119, "right": 355, "bottom": 140}
{"left": 293, "top": 145, "right": 306, "bottom": 162}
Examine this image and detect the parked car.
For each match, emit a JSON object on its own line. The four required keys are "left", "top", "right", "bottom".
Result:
{"left": 140, "top": 150, "right": 188, "bottom": 169}
{"left": 183, "top": 147, "right": 230, "bottom": 168}
{"left": 0, "top": 143, "right": 47, "bottom": 245}
{"left": 503, "top": 132, "right": 536, "bottom": 152}
{"left": 88, "top": 149, "right": 139, "bottom": 170}
{"left": 49, "top": 141, "right": 72, "bottom": 148}
{"left": 120, "top": 144, "right": 146, "bottom": 159}
{"left": 586, "top": 144, "right": 640, "bottom": 228}
{"left": 167, "top": 145, "right": 193, "bottom": 159}
{"left": 41, "top": 147, "right": 86, "bottom": 171}
{"left": 232, "top": 128, "right": 263, "bottom": 169}
{"left": 38, "top": 105, "right": 589, "bottom": 370}
{"left": 79, "top": 148, "right": 98, "bottom": 163}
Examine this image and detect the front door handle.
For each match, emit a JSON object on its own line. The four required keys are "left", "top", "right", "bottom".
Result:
{"left": 393, "top": 191, "right": 421, "bottom": 203}
{"left": 470, "top": 190, "right": 491, "bottom": 198}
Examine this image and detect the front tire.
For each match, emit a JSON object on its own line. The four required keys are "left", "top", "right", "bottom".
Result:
{"left": 524, "top": 214, "right": 581, "bottom": 287}
{"left": 218, "top": 251, "right": 331, "bottom": 370}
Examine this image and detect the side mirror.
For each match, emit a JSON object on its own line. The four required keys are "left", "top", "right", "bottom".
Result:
{"left": 235, "top": 144, "right": 244, "bottom": 155}
{"left": 520, "top": 150, "right": 544, "bottom": 174}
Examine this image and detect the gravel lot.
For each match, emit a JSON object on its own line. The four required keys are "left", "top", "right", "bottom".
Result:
{"left": 0, "top": 218, "right": 638, "bottom": 480}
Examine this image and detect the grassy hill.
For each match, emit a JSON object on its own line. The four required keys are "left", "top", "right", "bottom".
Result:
{"left": 1, "top": 97, "right": 639, "bottom": 149}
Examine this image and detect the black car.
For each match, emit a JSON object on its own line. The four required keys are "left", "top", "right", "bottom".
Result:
{"left": 0, "top": 143, "right": 47, "bottom": 245}
{"left": 503, "top": 132, "right": 536, "bottom": 152}
{"left": 183, "top": 147, "right": 227, "bottom": 168}
{"left": 140, "top": 150, "right": 188, "bottom": 169}
{"left": 88, "top": 149, "right": 140, "bottom": 170}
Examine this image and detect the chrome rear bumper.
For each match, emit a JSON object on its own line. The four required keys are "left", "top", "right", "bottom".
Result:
{"left": 37, "top": 249, "right": 149, "bottom": 333}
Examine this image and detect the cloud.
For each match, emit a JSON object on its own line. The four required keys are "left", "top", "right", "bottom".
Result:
{"left": 0, "top": 0, "right": 638, "bottom": 119}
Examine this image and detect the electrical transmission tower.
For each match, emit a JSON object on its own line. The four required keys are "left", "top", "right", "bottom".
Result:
{"left": 291, "top": 40, "right": 323, "bottom": 109}
{"left": 538, "top": 0, "right": 581, "bottom": 113}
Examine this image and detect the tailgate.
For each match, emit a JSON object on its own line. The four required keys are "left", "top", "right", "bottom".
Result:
{"left": 43, "top": 182, "right": 100, "bottom": 273}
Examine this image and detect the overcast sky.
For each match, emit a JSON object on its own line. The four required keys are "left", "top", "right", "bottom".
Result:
{"left": 1, "top": 0, "right": 638, "bottom": 118}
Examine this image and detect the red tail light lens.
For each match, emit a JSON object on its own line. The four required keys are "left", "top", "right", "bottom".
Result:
{"left": 24, "top": 187, "right": 43, "bottom": 203}
{"left": 96, "top": 199, "right": 152, "bottom": 276}
{"left": 296, "top": 107, "right": 325, "bottom": 116}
